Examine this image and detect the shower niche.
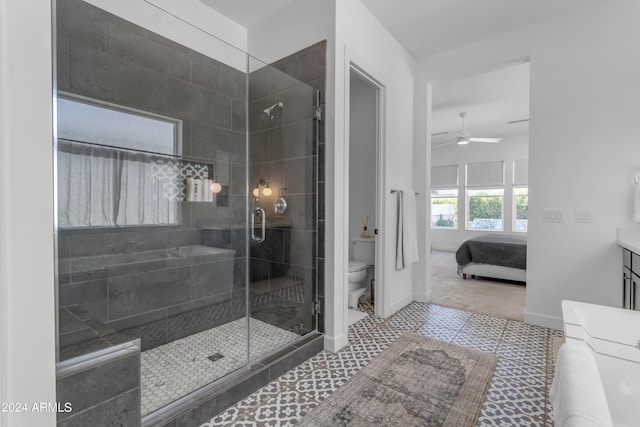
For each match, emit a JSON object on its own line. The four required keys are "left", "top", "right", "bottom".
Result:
{"left": 53, "top": 0, "right": 325, "bottom": 425}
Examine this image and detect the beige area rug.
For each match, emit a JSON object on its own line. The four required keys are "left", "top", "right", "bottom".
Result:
{"left": 431, "top": 251, "right": 526, "bottom": 321}
{"left": 299, "top": 332, "right": 497, "bottom": 427}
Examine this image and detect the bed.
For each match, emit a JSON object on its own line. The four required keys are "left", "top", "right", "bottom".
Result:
{"left": 455, "top": 234, "right": 527, "bottom": 283}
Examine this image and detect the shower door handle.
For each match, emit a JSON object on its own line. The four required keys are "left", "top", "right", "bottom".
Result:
{"left": 251, "top": 207, "right": 266, "bottom": 243}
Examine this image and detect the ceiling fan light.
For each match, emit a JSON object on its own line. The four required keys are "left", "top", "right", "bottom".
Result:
{"left": 457, "top": 136, "right": 470, "bottom": 145}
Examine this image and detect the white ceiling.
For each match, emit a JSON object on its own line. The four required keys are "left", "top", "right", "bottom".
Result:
{"left": 198, "top": 0, "right": 296, "bottom": 28}
{"left": 360, "top": 0, "right": 604, "bottom": 59}
{"left": 431, "top": 61, "right": 530, "bottom": 149}
{"left": 201, "top": 0, "right": 603, "bottom": 59}
{"left": 356, "top": 0, "right": 601, "bottom": 150}
{"left": 200, "top": 1, "right": 602, "bottom": 149}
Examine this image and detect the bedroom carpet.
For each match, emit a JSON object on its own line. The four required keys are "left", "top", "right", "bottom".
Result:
{"left": 431, "top": 251, "right": 526, "bottom": 321}
{"left": 298, "top": 331, "right": 497, "bottom": 427}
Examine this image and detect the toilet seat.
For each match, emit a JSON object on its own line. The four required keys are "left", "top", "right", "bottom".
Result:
{"left": 348, "top": 261, "right": 367, "bottom": 272}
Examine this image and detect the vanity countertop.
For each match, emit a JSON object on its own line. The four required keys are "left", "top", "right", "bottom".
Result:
{"left": 617, "top": 228, "right": 640, "bottom": 254}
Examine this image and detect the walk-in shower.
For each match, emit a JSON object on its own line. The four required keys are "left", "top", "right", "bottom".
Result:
{"left": 53, "top": 0, "right": 325, "bottom": 425}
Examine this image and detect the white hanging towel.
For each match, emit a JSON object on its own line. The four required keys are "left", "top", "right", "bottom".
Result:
{"left": 395, "top": 190, "right": 420, "bottom": 269}
{"left": 204, "top": 179, "right": 213, "bottom": 202}
{"left": 634, "top": 181, "right": 640, "bottom": 222}
{"left": 395, "top": 191, "right": 404, "bottom": 269}
{"left": 186, "top": 177, "right": 195, "bottom": 202}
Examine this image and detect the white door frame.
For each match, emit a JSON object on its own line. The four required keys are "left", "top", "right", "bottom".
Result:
{"left": 344, "top": 49, "right": 388, "bottom": 325}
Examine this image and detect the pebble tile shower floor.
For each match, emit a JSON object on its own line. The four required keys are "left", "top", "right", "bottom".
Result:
{"left": 141, "top": 318, "right": 299, "bottom": 415}
{"left": 199, "top": 302, "right": 562, "bottom": 426}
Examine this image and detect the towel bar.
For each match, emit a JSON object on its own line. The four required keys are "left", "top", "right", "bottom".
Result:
{"left": 390, "top": 189, "right": 419, "bottom": 195}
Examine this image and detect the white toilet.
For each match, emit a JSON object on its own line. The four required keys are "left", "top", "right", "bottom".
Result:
{"left": 348, "top": 238, "right": 375, "bottom": 311}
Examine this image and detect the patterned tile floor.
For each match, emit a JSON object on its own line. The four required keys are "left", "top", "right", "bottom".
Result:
{"left": 141, "top": 317, "right": 299, "bottom": 415}
{"left": 199, "top": 302, "right": 563, "bottom": 426}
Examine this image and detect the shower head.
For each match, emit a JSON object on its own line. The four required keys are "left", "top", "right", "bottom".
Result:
{"left": 260, "top": 102, "right": 284, "bottom": 121}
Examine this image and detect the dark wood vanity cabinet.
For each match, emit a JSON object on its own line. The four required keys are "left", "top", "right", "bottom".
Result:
{"left": 622, "top": 249, "right": 640, "bottom": 310}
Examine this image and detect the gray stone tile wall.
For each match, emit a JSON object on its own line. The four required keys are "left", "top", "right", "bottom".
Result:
{"left": 56, "top": 342, "right": 141, "bottom": 427}
{"left": 57, "top": 0, "right": 248, "bottom": 355}
{"left": 59, "top": 246, "right": 236, "bottom": 339}
{"left": 56, "top": 0, "right": 248, "bottom": 238}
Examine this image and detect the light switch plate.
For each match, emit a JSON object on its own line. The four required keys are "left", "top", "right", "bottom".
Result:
{"left": 575, "top": 209, "right": 592, "bottom": 223}
{"left": 542, "top": 209, "right": 564, "bottom": 222}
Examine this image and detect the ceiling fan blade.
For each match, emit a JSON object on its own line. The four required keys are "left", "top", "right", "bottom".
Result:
{"left": 433, "top": 140, "right": 457, "bottom": 148}
{"left": 431, "top": 131, "right": 448, "bottom": 137}
{"left": 469, "top": 137, "right": 502, "bottom": 143}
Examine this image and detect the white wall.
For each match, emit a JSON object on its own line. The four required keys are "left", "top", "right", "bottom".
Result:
{"left": 417, "top": 0, "right": 640, "bottom": 329}
{"left": 348, "top": 73, "right": 377, "bottom": 258}
{"left": 414, "top": 81, "right": 432, "bottom": 304}
{"left": 336, "top": 0, "right": 420, "bottom": 330}
{"left": 0, "top": 0, "right": 56, "bottom": 426}
{"left": 431, "top": 133, "right": 529, "bottom": 251}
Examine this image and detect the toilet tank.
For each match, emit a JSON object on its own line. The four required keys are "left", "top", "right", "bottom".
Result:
{"left": 353, "top": 238, "right": 375, "bottom": 264}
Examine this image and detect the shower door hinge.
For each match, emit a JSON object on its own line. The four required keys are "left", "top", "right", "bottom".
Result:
{"left": 313, "top": 300, "right": 321, "bottom": 315}
{"left": 314, "top": 107, "right": 322, "bottom": 121}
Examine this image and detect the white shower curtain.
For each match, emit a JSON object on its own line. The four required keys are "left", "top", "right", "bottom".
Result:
{"left": 58, "top": 142, "right": 177, "bottom": 228}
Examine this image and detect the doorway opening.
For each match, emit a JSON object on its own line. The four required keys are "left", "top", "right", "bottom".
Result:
{"left": 347, "top": 65, "right": 384, "bottom": 324}
{"left": 429, "top": 60, "right": 530, "bottom": 320}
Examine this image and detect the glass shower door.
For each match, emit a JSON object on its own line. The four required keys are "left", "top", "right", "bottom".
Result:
{"left": 246, "top": 57, "right": 319, "bottom": 361}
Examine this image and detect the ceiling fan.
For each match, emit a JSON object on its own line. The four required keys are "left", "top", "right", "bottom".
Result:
{"left": 435, "top": 112, "right": 502, "bottom": 147}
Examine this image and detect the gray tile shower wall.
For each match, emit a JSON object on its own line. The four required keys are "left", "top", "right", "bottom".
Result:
{"left": 56, "top": 0, "right": 248, "bottom": 356}
{"left": 58, "top": 244, "right": 237, "bottom": 354}
{"left": 56, "top": 341, "right": 141, "bottom": 427}
{"left": 56, "top": 0, "right": 248, "bottom": 228}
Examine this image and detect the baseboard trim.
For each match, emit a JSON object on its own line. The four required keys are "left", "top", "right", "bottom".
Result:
{"left": 524, "top": 310, "right": 563, "bottom": 330}
{"left": 413, "top": 291, "right": 432, "bottom": 303}
{"left": 385, "top": 295, "right": 413, "bottom": 318}
{"left": 431, "top": 246, "right": 456, "bottom": 252}
{"left": 323, "top": 332, "right": 348, "bottom": 352}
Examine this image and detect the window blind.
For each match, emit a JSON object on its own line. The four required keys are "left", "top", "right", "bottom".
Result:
{"left": 431, "top": 164, "right": 458, "bottom": 189}
{"left": 466, "top": 161, "right": 504, "bottom": 188}
{"left": 513, "top": 158, "right": 528, "bottom": 186}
